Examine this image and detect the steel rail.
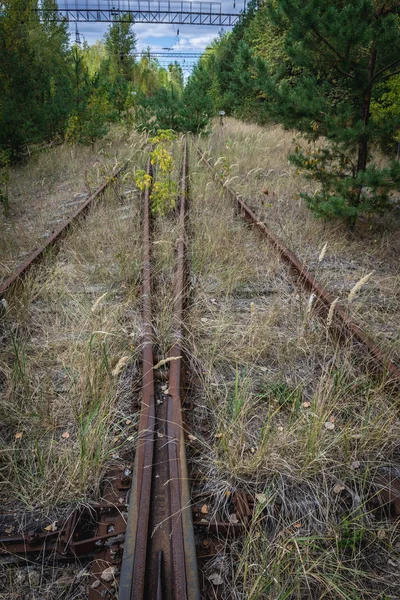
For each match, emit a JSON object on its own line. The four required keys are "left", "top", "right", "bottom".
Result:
{"left": 0, "top": 164, "right": 126, "bottom": 300}
{"left": 197, "top": 148, "right": 400, "bottom": 384}
{"left": 119, "top": 157, "right": 155, "bottom": 600}
{"left": 119, "top": 140, "right": 200, "bottom": 600}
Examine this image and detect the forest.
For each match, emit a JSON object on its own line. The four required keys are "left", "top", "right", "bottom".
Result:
{"left": 1, "top": 0, "right": 400, "bottom": 224}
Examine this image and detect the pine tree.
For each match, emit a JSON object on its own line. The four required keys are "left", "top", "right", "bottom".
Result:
{"left": 0, "top": 0, "right": 72, "bottom": 156}
{"left": 261, "top": 0, "right": 400, "bottom": 225}
{"left": 181, "top": 64, "right": 213, "bottom": 132}
{"left": 104, "top": 14, "right": 136, "bottom": 81}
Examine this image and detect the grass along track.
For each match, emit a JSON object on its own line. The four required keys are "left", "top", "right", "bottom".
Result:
{"left": 0, "top": 149, "right": 146, "bottom": 597}
{"left": 0, "top": 123, "right": 399, "bottom": 599}
{"left": 184, "top": 136, "right": 400, "bottom": 599}
{"left": 201, "top": 119, "right": 400, "bottom": 359}
{"left": 0, "top": 128, "right": 147, "bottom": 283}
{"left": 197, "top": 148, "right": 400, "bottom": 385}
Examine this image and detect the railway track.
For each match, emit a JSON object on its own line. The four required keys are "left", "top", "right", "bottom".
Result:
{"left": 197, "top": 148, "right": 400, "bottom": 386}
{"left": 0, "top": 162, "right": 126, "bottom": 300}
{"left": 0, "top": 138, "right": 203, "bottom": 599}
{"left": 1, "top": 135, "right": 400, "bottom": 599}
{"left": 119, "top": 138, "right": 200, "bottom": 599}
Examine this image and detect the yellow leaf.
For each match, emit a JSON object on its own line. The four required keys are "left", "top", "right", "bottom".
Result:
{"left": 15, "top": 432, "right": 23, "bottom": 440}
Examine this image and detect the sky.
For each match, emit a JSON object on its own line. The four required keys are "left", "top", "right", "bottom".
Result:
{"left": 67, "top": 0, "right": 245, "bottom": 73}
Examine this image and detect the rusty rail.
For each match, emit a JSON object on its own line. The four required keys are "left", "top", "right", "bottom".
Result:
{"left": 197, "top": 148, "right": 400, "bottom": 384}
{"left": 0, "top": 164, "right": 126, "bottom": 299}
{"left": 119, "top": 139, "right": 200, "bottom": 600}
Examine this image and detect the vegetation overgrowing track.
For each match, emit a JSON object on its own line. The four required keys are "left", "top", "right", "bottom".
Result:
{"left": 1, "top": 126, "right": 400, "bottom": 600}
{"left": 0, "top": 163, "right": 126, "bottom": 299}
{"left": 197, "top": 147, "right": 400, "bottom": 386}
{"left": 119, "top": 138, "right": 200, "bottom": 600}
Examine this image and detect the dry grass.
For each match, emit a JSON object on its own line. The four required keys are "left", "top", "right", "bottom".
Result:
{"left": 0, "top": 173, "right": 145, "bottom": 513}
{"left": 186, "top": 137, "right": 400, "bottom": 599}
{"left": 198, "top": 118, "right": 400, "bottom": 359}
{"left": 0, "top": 126, "right": 147, "bottom": 281}
{"left": 1, "top": 126, "right": 399, "bottom": 599}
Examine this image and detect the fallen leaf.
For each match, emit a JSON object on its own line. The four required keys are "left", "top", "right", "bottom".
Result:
{"left": 225, "top": 491, "right": 231, "bottom": 498}
{"left": 157, "top": 432, "right": 164, "bottom": 438}
{"left": 4, "top": 525, "right": 13, "bottom": 534}
{"left": 61, "top": 431, "right": 70, "bottom": 439}
{"left": 101, "top": 566, "right": 117, "bottom": 582}
{"left": 200, "top": 318, "right": 208, "bottom": 323}
{"left": 388, "top": 558, "right": 399, "bottom": 568}
{"left": 277, "top": 426, "right": 284, "bottom": 432}
{"left": 91, "top": 580, "right": 101, "bottom": 589}
{"left": 329, "top": 415, "right": 335, "bottom": 423}
{"left": 255, "top": 493, "right": 266, "bottom": 504}
{"left": 44, "top": 522, "right": 57, "bottom": 532}
{"left": 215, "top": 433, "right": 223, "bottom": 439}
{"left": 324, "top": 421, "right": 335, "bottom": 431}
{"left": 302, "top": 401, "right": 311, "bottom": 408}
{"left": 200, "top": 504, "right": 208, "bottom": 514}
{"left": 250, "top": 447, "right": 256, "bottom": 454}
{"left": 229, "top": 513, "right": 239, "bottom": 524}
{"left": 294, "top": 522, "right": 301, "bottom": 529}
{"left": 126, "top": 435, "right": 135, "bottom": 442}
{"left": 377, "top": 530, "right": 386, "bottom": 539}
{"left": 208, "top": 573, "right": 223, "bottom": 586}
{"left": 15, "top": 432, "right": 23, "bottom": 440}
{"left": 188, "top": 434, "right": 197, "bottom": 442}
{"left": 350, "top": 460, "right": 361, "bottom": 470}
{"left": 333, "top": 484, "right": 345, "bottom": 494}
{"left": 259, "top": 366, "right": 267, "bottom": 372}
{"left": 125, "top": 419, "right": 132, "bottom": 425}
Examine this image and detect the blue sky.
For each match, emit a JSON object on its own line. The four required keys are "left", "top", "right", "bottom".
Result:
{"left": 68, "top": 0, "right": 245, "bottom": 73}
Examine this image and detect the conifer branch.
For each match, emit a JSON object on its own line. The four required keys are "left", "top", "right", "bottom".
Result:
{"left": 309, "top": 26, "right": 353, "bottom": 78}
{"left": 382, "top": 67, "right": 400, "bottom": 80}
{"left": 372, "top": 58, "right": 400, "bottom": 82}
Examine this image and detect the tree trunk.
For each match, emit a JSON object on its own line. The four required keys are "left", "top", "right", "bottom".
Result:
{"left": 354, "top": 43, "right": 377, "bottom": 207}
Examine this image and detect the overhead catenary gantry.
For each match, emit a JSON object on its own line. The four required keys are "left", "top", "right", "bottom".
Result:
{"left": 35, "top": 0, "right": 241, "bottom": 26}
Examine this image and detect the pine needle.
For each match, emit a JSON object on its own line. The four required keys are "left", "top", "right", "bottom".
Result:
{"left": 348, "top": 271, "right": 374, "bottom": 302}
